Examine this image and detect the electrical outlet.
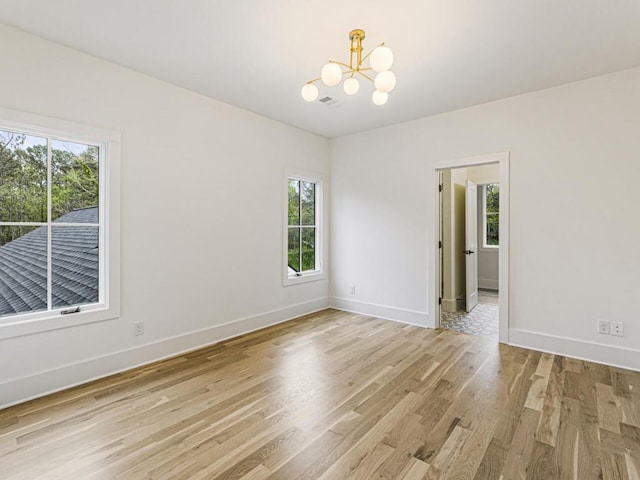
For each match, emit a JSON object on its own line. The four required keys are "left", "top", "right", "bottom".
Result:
{"left": 134, "top": 321, "right": 144, "bottom": 336}
{"left": 349, "top": 284, "right": 356, "bottom": 295}
{"left": 598, "top": 319, "right": 610, "bottom": 335}
{"left": 612, "top": 321, "right": 624, "bottom": 337}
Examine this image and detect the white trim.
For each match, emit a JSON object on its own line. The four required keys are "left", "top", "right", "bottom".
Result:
{"left": 432, "top": 152, "right": 509, "bottom": 342}
{"left": 0, "top": 297, "right": 330, "bottom": 409}
{"left": 331, "top": 297, "right": 428, "bottom": 326}
{"left": 0, "top": 106, "right": 120, "bottom": 144}
{"left": 509, "top": 328, "right": 640, "bottom": 373}
{"left": 282, "top": 168, "right": 326, "bottom": 286}
{"left": 0, "top": 304, "right": 118, "bottom": 340}
{"left": 498, "top": 156, "right": 509, "bottom": 343}
{"left": 0, "top": 106, "right": 121, "bottom": 338}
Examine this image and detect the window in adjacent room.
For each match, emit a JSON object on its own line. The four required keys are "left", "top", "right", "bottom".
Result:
{"left": 483, "top": 183, "right": 499, "bottom": 247}
{"left": 284, "top": 175, "right": 322, "bottom": 285}
{"left": 0, "top": 108, "right": 120, "bottom": 338}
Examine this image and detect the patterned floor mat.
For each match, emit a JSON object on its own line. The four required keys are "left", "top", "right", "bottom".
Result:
{"left": 441, "top": 303, "right": 498, "bottom": 337}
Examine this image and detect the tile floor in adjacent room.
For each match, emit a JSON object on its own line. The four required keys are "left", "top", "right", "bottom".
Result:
{"left": 440, "top": 289, "right": 499, "bottom": 337}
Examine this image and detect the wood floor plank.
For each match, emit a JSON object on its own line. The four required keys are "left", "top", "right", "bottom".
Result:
{"left": 317, "top": 392, "right": 421, "bottom": 480}
{"left": 395, "top": 457, "right": 430, "bottom": 480}
{"left": 597, "top": 383, "right": 623, "bottom": 434}
{"left": 525, "top": 352, "right": 555, "bottom": 412}
{"left": 1, "top": 309, "right": 639, "bottom": 479}
{"left": 536, "top": 355, "right": 566, "bottom": 447}
{"left": 424, "top": 425, "right": 471, "bottom": 480}
{"left": 344, "top": 442, "right": 394, "bottom": 480}
{"left": 240, "top": 464, "right": 272, "bottom": 480}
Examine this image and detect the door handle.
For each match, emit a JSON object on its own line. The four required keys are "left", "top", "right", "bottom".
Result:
{"left": 463, "top": 250, "right": 475, "bottom": 255}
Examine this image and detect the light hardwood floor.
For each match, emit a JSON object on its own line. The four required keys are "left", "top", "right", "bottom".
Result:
{"left": 1, "top": 309, "right": 639, "bottom": 479}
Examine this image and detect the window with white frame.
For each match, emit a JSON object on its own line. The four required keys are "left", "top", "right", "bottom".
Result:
{"left": 285, "top": 176, "right": 321, "bottom": 283}
{"left": 0, "top": 108, "right": 120, "bottom": 337}
{"left": 483, "top": 183, "right": 499, "bottom": 247}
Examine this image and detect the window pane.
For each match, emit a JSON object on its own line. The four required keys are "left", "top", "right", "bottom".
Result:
{"left": 485, "top": 184, "right": 499, "bottom": 213}
{"left": 486, "top": 213, "right": 499, "bottom": 246}
{"left": 52, "top": 226, "right": 99, "bottom": 308}
{"left": 301, "top": 181, "right": 315, "bottom": 226}
{"left": 0, "top": 130, "right": 48, "bottom": 223}
{"left": 288, "top": 179, "right": 300, "bottom": 226}
{"left": 0, "top": 225, "right": 48, "bottom": 317}
{"left": 288, "top": 227, "right": 300, "bottom": 273}
{"left": 51, "top": 140, "right": 99, "bottom": 222}
{"left": 301, "top": 227, "right": 316, "bottom": 272}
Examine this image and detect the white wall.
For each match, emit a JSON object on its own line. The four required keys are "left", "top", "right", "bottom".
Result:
{"left": 467, "top": 164, "right": 500, "bottom": 185}
{"left": 0, "top": 25, "right": 330, "bottom": 407}
{"left": 330, "top": 66, "right": 640, "bottom": 370}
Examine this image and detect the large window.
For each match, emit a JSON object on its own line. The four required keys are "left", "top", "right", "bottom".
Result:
{"left": 284, "top": 174, "right": 322, "bottom": 285}
{"left": 483, "top": 183, "right": 499, "bottom": 247}
{"left": 0, "top": 107, "right": 120, "bottom": 338}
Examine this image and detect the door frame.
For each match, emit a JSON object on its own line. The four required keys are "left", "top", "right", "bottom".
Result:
{"left": 430, "top": 152, "right": 510, "bottom": 343}
{"left": 465, "top": 179, "right": 479, "bottom": 313}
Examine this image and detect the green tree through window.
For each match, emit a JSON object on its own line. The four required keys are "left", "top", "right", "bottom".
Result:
{"left": 288, "top": 178, "right": 317, "bottom": 273}
{"left": 0, "top": 131, "right": 99, "bottom": 244}
{"left": 484, "top": 183, "right": 499, "bottom": 246}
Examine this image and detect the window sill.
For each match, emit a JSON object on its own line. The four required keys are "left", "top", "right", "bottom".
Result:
{"left": 283, "top": 271, "right": 326, "bottom": 287}
{"left": 479, "top": 246, "right": 499, "bottom": 253}
{"left": 0, "top": 304, "right": 119, "bottom": 340}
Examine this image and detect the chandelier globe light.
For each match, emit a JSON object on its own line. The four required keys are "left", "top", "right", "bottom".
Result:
{"left": 372, "top": 90, "right": 389, "bottom": 106}
{"left": 370, "top": 46, "right": 394, "bottom": 73}
{"left": 343, "top": 77, "right": 360, "bottom": 95}
{"left": 301, "top": 29, "right": 395, "bottom": 106}
{"left": 374, "top": 70, "right": 397, "bottom": 93}
{"left": 301, "top": 83, "right": 319, "bottom": 102}
{"left": 321, "top": 63, "right": 343, "bottom": 86}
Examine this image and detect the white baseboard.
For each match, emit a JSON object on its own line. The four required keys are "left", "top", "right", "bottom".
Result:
{"left": 479, "top": 278, "right": 499, "bottom": 290}
{"left": 0, "top": 297, "right": 330, "bottom": 409}
{"left": 441, "top": 298, "right": 457, "bottom": 313}
{"left": 509, "top": 328, "right": 640, "bottom": 372}
{"left": 330, "top": 297, "right": 429, "bottom": 327}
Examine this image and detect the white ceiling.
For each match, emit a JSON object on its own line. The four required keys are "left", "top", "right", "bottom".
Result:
{"left": 1, "top": 1, "right": 639, "bottom": 138}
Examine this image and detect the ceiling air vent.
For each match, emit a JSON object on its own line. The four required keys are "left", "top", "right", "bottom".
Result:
{"left": 318, "top": 96, "right": 340, "bottom": 108}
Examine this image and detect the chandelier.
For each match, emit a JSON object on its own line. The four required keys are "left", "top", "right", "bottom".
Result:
{"left": 301, "top": 29, "right": 395, "bottom": 106}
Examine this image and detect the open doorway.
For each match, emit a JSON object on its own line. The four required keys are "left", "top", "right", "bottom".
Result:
{"left": 432, "top": 152, "right": 509, "bottom": 343}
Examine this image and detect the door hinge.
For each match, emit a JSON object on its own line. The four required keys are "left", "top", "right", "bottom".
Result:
{"left": 438, "top": 297, "right": 442, "bottom": 305}
{"left": 439, "top": 240, "right": 442, "bottom": 249}
{"left": 439, "top": 184, "right": 443, "bottom": 192}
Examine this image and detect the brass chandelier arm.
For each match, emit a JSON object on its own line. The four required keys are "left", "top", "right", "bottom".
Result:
{"left": 306, "top": 77, "right": 322, "bottom": 84}
{"left": 328, "top": 60, "right": 373, "bottom": 75}
{"left": 361, "top": 42, "right": 385, "bottom": 64}
{"left": 357, "top": 71, "right": 374, "bottom": 82}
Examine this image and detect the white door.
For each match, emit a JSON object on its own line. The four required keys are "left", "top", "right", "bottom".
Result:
{"left": 465, "top": 180, "right": 478, "bottom": 312}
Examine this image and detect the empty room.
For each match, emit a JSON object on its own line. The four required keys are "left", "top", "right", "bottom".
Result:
{"left": 1, "top": 1, "right": 640, "bottom": 479}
